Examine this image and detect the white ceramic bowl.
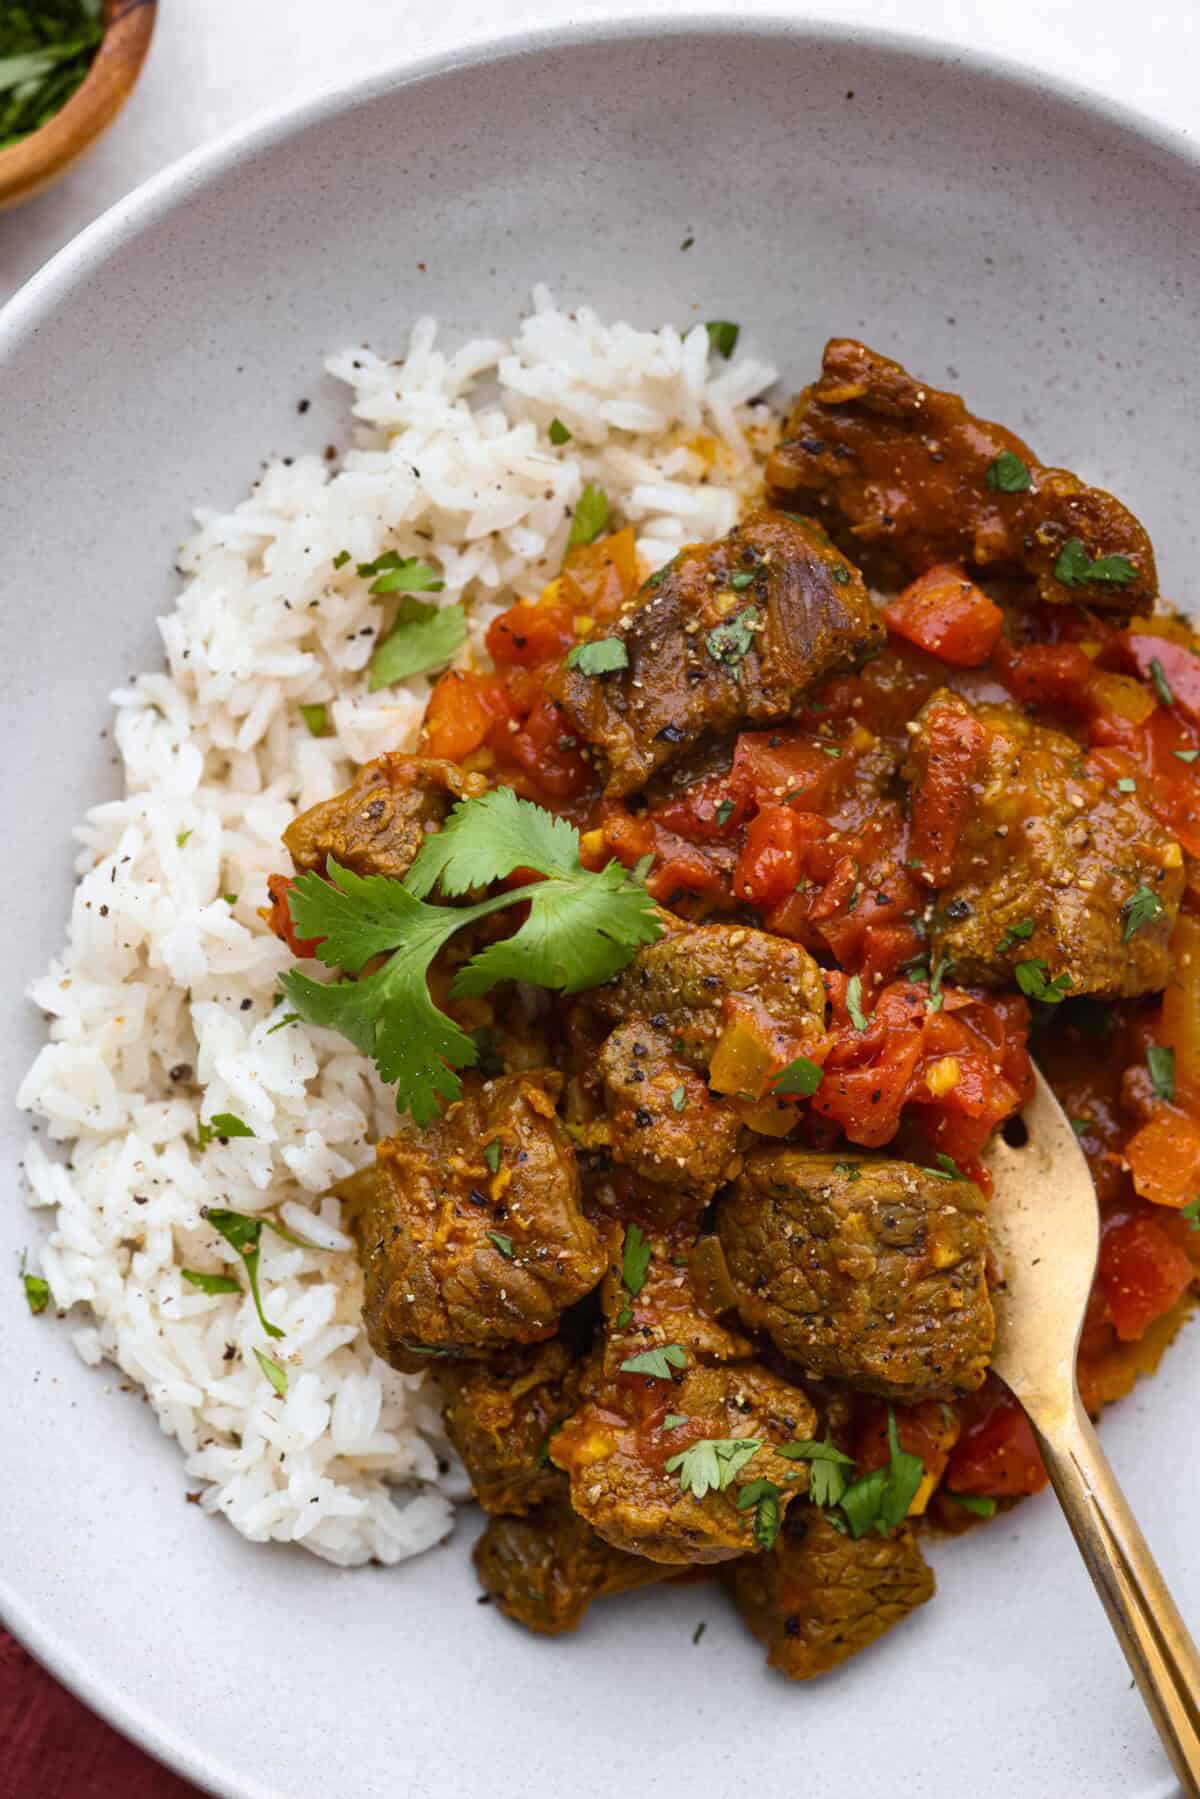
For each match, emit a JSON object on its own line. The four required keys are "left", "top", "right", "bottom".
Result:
{"left": 2, "top": 18, "right": 1197, "bottom": 1799}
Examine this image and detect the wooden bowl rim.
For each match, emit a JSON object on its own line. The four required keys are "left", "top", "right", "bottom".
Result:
{"left": 0, "top": 0, "right": 158, "bottom": 206}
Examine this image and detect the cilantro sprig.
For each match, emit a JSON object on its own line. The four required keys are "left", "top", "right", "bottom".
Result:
{"left": 281, "top": 789, "right": 663, "bottom": 1124}
{"left": 666, "top": 1436, "right": 761, "bottom": 1499}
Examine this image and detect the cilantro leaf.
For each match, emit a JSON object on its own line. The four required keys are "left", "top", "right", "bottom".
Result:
{"left": 665, "top": 1436, "right": 761, "bottom": 1499}
{"left": 204, "top": 1208, "right": 284, "bottom": 1340}
{"left": 566, "top": 637, "right": 629, "bottom": 676}
{"left": 487, "top": 1231, "right": 514, "bottom": 1259}
{"left": 1147, "top": 1045, "right": 1176, "bottom": 1103}
{"left": 568, "top": 484, "right": 609, "bottom": 548}
{"left": 777, "top": 1437, "right": 855, "bottom": 1509}
{"left": 1149, "top": 658, "right": 1175, "bottom": 708}
{"left": 368, "top": 598, "right": 466, "bottom": 691}
{"left": 283, "top": 796, "right": 663, "bottom": 1122}
{"left": 846, "top": 973, "right": 868, "bottom": 1032}
{"left": 332, "top": 549, "right": 351, "bottom": 570}
{"left": 1174, "top": 748, "right": 1199, "bottom": 764}
{"left": 1122, "top": 884, "right": 1166, "bottom": 942}
{"left": 985, "top": 451, "right": 1031, "bottom": 493}
{"left": 300, "top": 703, "right": 329, "bottom": 737}
{"left": 254, "top": 1346, "right": 288, "bottom": 1397}
{"left": 548, "top": 417, "right": 571, "bottom": 445}
{"left": 483, "top": 1139, "right": 502, "bottom": 1174}
{"left": 735, "top": 1477, "right": 784, "bottom": 1549}
{"left": 182, "top": 1268, "right": 243, "bottom": 1296}
{"left": 771, "top": 1055, "right": 823, "bottom": 1097}
{"left": 730, "top": 569, "right": 757, "bottom": 591}
{"left": 837, "top": 1408, "right": 925, "bottom": 1539}
{"left": 1014, "top": 958, "right": 1073, "bottom": 1003}
{"left": 408, "top": 786, "right": 580, "bottom": 897}
{"left": 670, "top": 1085, "right": 687, "bottom": 1112}
{"left": 926, "top": 1152, "right": 965, "bottom": 1180}
{"left": 1181, "top": 1199, "right": 1200, "bottom": 1231}
{"left": 663, "top": 1413, "right": 688, "bottom": 1430}
{"left": 20, "top": 1252, "right": 50, "bottom": 1315}
{"left": 950, "top": 1492, "right": 997, "bottom": 1517}
{"left": 705, "top": 320, "right": 740, "bottom": 358}
{"left": 620, "top": 1343, "right": 688, "bottom": 1379}
{"left": 1054, "top": 537, "right": 1138, "bottom": 588}
{"left": 622, "top": 1223, "right": 652, "bottom": 1297}
{"left": 997, "top": 917, "right": 1035, "bottom": 952}
{"left": 451, "top": 859, "right": 662, "bottom": 998}
{"left": 358, "top": 552, "right": 444, "bottom": 594}
{"left": 706, "top": 606, "right": 759, "bottom": 672}
{"left": 715, "top": 799, "right": 735, "bottom": 827}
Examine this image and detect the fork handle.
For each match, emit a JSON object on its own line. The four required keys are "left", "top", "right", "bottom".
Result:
{"left": 1027, "top": 1391, "right": 1200, "bottom": 1796}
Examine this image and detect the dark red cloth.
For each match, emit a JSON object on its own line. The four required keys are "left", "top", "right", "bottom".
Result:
{"left": 1, "top": 1629, "right": 201, "bottom": 1798}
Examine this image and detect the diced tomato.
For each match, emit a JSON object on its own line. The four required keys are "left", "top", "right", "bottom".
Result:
{"left": 651, "top": 772, "right": 749, "bottom": 842}
{"left": 1095, "top": 1211, "right": 1195, "bottom": 1342}
{"left": 945, "top": 1379, "right": 1047, "bottom": 1497}
{"left": 422, "top": 670, "right": 514, "bottom": 762}
{"left": 858, "top": 923, "right": 925, "bottom": 989}
{"left": 1125, "top": 1108, "right": 1200, "bottom": 1209}
{"left": 647, "top": 841, "right": 726, "bottom": 907}
{"left": 734, "top": 806, "right": 807, "bottom": 908}
{"left": 486, "top": 595, "right": 576, "bottom": 670}
{"left": 909, "top": 701, "right": 986, "bottom": 887}
{"left": 1121, "top": 632, "right": 1200, "bottom": 723}
{"left": 559, "top": 527, "right": 640, "bottom": 624}
{"left": 882, "top": 565, "right": 1003, "bottom": 668}
{"left": 731, "top": 729, "right": 846, "bottom": 813}
{"left": 994, "top": 639, "right": 1095, "bottom": 710}
{"left": 503, "top": 695, "right": 592, "bottom": 801}
{"left": 263, "top": 873, "right": 323, "bottom": 959}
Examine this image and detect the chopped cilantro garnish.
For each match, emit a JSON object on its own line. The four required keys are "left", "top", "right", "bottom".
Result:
{"left": 483, "top": 1138, "right": 502, "bottom": 1174}
{"left": 837, "top": 1408, "right": 925, "bottom": 1539}
{"left": 669, "top": 1084, "right": 687, "bottom": 1112}
{"left": 997, "top": 918, "right": 1035, "bottom": 952}
{"left": 568, "top": 484, "right": 609, "bottom": 548}
{"left": 621, "top": 1223, "right": 652, "bottom": 1297}
{"left": 175, "top": 830, "right": 192, "bottom": 848}
{"left": 620, "top": 1343, "right": 688, "bottom": 1379}
{"left": 1116, "top": 776, "right": 1137, "bottom": 793}
{"left": 181, "top": 1268, "right": 242, "bottom": 1296}
{"left": 1069, "top": 1117, "right": 1092, "bottom": 1139}
{"left": 357, "top": 552, "right": 445, "bottom": 595}
{"left": 665, "top": 1435, "right": 761, "bottom": 1498}
{"left": 985, "top": 451, "right": 1031, "bottom": 493}
{"left": 204, "top": 1208, "right": 287, "bottom": 1340}
{"left": 705, "top": 605, "right": 759, "bottom": 673}
{"left": 1147, "top": 1044, "right": 1175, "bottom": 1104}
{"left": 663, "top": 1413, "right": 688, "bottom": 1430}
{"left": 950, "top": 1492, "right": 997, "bottom": 1518}
{"left": 332, "top": 549, "right": 351, "bottom": 570}
{"left": 1054, "top": 537, "right": 1138, "bottom": 588}
{"left": 266, "top": 1012, "right": 299, "bottom": 1035}
{"left": 1149, "top": 658, "right": 1175, "bottom": 707}
{"left": 1174, "top": 748, "right": 1199, "bottom": 764}
{"left": 832, "top": 565, "right": 852, "bottom": 585}
{"left": 730, "top": 569, "right": 757, "bottom": 590}
{"left": 771, "top": 1055, "right": 824, "bottom": 1097}
{"left": 615, "top": 1305, "right": 633, "bottom": 1329}
{"left": 833, "top": 1161, "right": 862, "bottom": 1181}
{"left": 548, "top": 417, "right": 571, "bottom": 445}
{"left": 736, "top": 1477, "right": 784, "bottom": 1549}
{"left": 1014, "top": 958, "right": 1074, "bottom": 1003}
{"left": 566, "top": 637, "right": 628, "bottom": 676}
{"left": 20, "top": 1251, "right": 49, "bottom": 1315}
{"left": 705, "top": 320, "right": 740, "bottom": 358}
{"left": 487, "top": 1231, "right": 514, "bottom": 1260}
{"left": 1181, "top": 1200, "right": 1200, "bottom": 1231}
{"left": 195, "top": 1112, "right": 255, "bottom": 1149}
{"left": 778, "top": 1437, "right": 855, "bottom": 1509}
{"left": 281, "top": 789, "right": 663, "bottom": 1124}
{"left": 926, "top": 1152, "right": 964, "bottom": 1180}
{"left": 300, "top": 703, "right": 329, "bottom": 738}
{"left": 253, "top": 1347, "right": 288, "bottom": 1398}
{"left": 715, "top": 799, "right": 735, "bottom": 827}
{"left": 1122, "top": 884, "right": 1166, "bottom": 942}
{"left": 368, "top": 598, "right": 466, "bottom": 691}
{"left": 846, "top": 973, "right": 868, "bottom": 1032}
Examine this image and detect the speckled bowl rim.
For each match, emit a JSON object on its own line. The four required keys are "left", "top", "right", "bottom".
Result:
{"left": 2, "top": 13, "right": 1199, "bottom": 1795}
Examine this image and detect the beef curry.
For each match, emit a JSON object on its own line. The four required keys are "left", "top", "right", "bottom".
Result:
{"left": 267, "top": 340, "right": 1200, "bottom": 1678}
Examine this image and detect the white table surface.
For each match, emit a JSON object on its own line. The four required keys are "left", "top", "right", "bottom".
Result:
{"left": 2, "top": 0, "right": 1198, "bottom": 307}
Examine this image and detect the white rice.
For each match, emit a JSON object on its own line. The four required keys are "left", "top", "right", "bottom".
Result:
{"left": 16, "top": 289, "right": 777, "bottom": 1566}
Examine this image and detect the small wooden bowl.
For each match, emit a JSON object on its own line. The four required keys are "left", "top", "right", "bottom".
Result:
{"left": 0, "top": 0, "right": 157, "bottom": 212}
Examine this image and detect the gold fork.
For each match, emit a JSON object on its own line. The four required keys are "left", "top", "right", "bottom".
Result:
{"left": 985, "top": 1065, "right": 1200, "bottom": 1795}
